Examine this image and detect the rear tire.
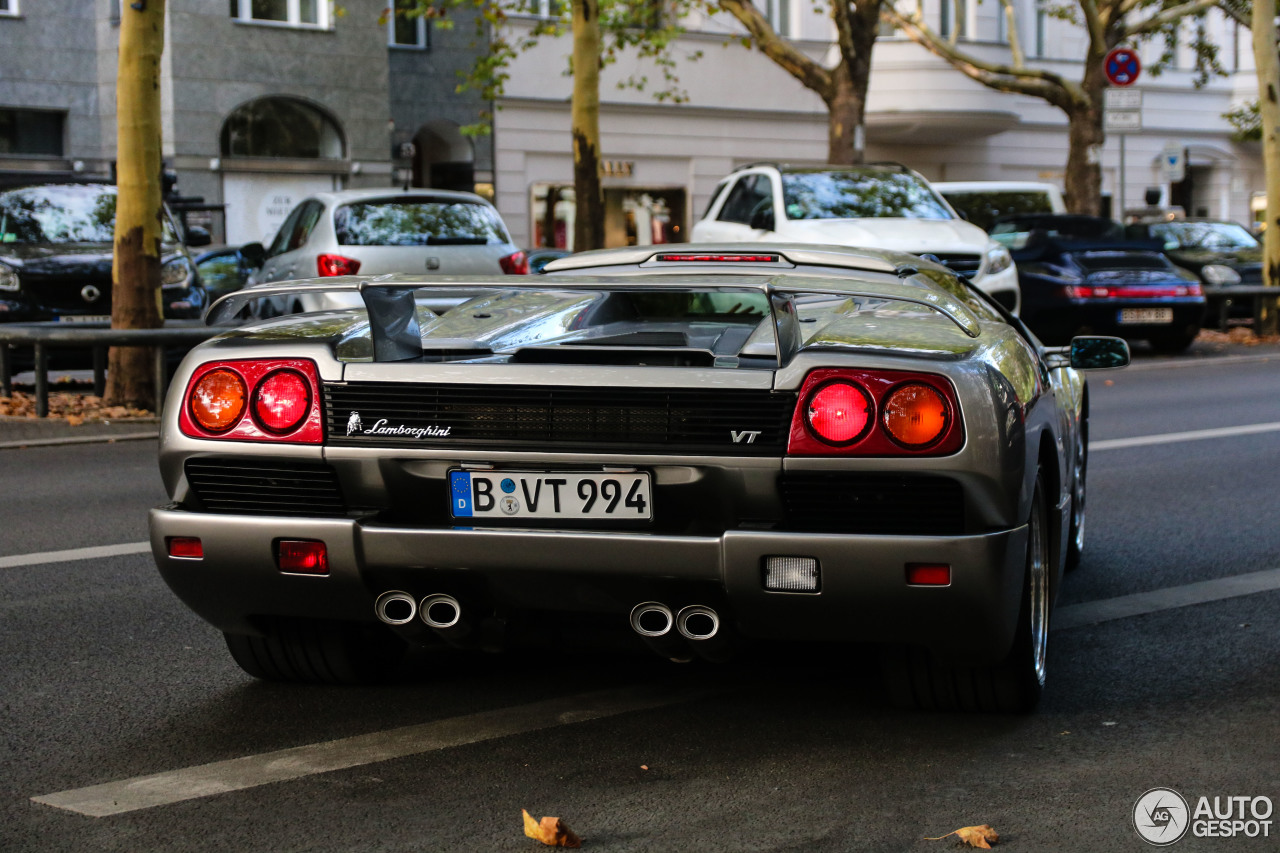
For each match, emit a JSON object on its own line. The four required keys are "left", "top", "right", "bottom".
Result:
{"left": 882, "top": 470, "right": 1050, "bottom": 713}
{"left": 224, "top": 618, "right": 406, "bottom": 685}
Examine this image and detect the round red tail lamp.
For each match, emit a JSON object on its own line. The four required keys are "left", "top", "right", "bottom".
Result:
{"left": 190, "top": 368, "right": 246, "bottom": 432}
{"left": 805, "top": 381, "right": 873, "bottom": 445}
{"left": 883, "top": 383, "right": 949, "bottom": 447}
{"left": 253, "top": 369, "right": 312, "bottom": 434}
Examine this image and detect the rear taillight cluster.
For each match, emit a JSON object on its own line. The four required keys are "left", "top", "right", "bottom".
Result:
{"left": 788, "top": 369, "right": 963, "bottom": 456}
{"left": 1066, "top": 283, "right": 1201, "bottom": 298}
{"left": 499, "top": 250, "right": 530, "bottom": 275}
{"left": 317, "top": 254, "right": 361, "bottom": 276}
{"left": 179, "top": 359, "right": 323, "bottom": 444}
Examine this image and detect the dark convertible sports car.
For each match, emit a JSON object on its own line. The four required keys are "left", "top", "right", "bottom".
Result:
{"left": 149, "top": 244, "right": 1128, "bottom": 713}
{"left": 992, "top": 214, "right": 1206, "bottom": 352}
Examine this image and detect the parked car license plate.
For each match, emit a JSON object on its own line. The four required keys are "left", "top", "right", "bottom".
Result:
{"left": 1118, "top": 307, "right": 1173, "bottom": 324}
{"left": 449, "top": 470, "right": 652, "bottom": 520}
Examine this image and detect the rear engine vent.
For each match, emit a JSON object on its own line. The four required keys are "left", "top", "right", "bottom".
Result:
{"left": 184, "top": 458, "right": 347, "bottom": 517}
{"left": 325, "top": 383, "right": 796, "bottom": 454}
{"left": 778, "top": 473, "right": 965, "bottom": 535}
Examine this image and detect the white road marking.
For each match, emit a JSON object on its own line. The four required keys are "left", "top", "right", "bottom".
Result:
{"left": 1054, "top": 567, "right": 1280, "bottom": 631}
{"left": 1091, "top": 421, "right": 1280, "bottom": 452}
{"left": 31, "top": 683, "right": 720, "bottom": 817}
{"left": 0, "top": 541, "right": 151, "bottom": 569}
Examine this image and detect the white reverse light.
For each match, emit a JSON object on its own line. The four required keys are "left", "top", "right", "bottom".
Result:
{"left": 764, "top": 556, "right": 820, "bottom": 592}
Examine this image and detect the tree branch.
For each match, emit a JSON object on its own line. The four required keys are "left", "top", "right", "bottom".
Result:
{"left": 1122, "top": 0, "right": 1226, "bottom": 38}
{"left": 716, "top": 0, "right": 834, "bottom": 97}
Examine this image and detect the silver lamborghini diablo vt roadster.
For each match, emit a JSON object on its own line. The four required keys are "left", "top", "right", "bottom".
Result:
{"left": 150, "top": 245, "right": 1128, "bottom": 712}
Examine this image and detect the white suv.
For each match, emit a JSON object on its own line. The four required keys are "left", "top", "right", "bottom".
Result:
{"left": 692, "top": 164, "right": 1019, "bottom": 313}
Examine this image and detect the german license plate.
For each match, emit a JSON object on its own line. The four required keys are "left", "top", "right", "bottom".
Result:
{"left": 58, "top": 315, "right": 110, "bottom": 324}
{"left": 1118, "top": 307, "right": 1173, "bottom": 324}
{"left": 449, "top": 470, "right": 652, "bottom": 520}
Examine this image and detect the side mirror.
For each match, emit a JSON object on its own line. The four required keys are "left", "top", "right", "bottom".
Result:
{"left": 185, "top": 226, "right": 212, "bottom": 248}
{"left": 1069, "top": 336, "right": 1130, "bottom": 369}
{"left": 238, "top": 242, "right": 266, "bottom": 269}
{"left": 749, "top": 205, "right": 775, "bottom": 232}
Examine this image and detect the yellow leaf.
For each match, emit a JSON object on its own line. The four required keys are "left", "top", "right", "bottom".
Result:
{"left": 924, "top": 824, "right": 1000, "bottom": 848}
{"left": 522, "top": 809, "right": 582, "bottom": 848}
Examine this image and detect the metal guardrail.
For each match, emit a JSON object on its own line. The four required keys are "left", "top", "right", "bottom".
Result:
{"left": 1203, "top": 285, "right": 1280, "bottom": 331}
{"left": 0, "top": 322, "right": 222, "bottom": 417}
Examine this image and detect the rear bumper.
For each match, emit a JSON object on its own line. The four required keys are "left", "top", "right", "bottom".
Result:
{"left": 151, "top": 506, "right": 1028, "bottom": 665}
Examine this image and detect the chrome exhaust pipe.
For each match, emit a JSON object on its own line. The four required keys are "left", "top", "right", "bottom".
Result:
{"left": 374, "top": 590, "right": 418, "bottom": 626}
{"left": 419, "top": 593, "right": 472, "bottom": 643}
{"left": 629, "top": 602, "right": 692, "bottom": 662}
{"left": 675, "top": 604, "right": 732, "bottom": 662}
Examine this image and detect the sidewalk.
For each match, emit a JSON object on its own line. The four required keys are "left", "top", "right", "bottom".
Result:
{"left": 2, "top": 331, "right": 1278, "bottom": 449}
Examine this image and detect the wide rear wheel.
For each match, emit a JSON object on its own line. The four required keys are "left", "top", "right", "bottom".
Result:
{"left": 882, "top": 470, "right": 1050, "bottom": 713}
{"left": 1066, "top": 416, "right": 1087, "bottom": 570}
{"left": 224, "top": 618, "right": 406, "bottom": 685}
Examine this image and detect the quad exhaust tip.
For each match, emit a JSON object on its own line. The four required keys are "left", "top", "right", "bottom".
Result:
{"left": 629, "top": 601, "right": 675, "bottom": 638}
{"left": 419, "top": 593, "right": 463, "bottom": 630}
{"left": 676, "top": 605, "right": 720, "bottom": 641}
{"left": 374, "top": 591, "right": 418, "bottom": 626}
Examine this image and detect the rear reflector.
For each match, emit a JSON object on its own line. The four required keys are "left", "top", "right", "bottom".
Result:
{"left": 277, "top": 540, "right": 329, "bottom": 575}
{"left": 906, "top": 563, "right": 951, "bottom": 586}
{"left": 167, "top": 537, "right": 203, "bottom": 559}
{"left": 764, "top": 556, "right": 820, "bottom": 592}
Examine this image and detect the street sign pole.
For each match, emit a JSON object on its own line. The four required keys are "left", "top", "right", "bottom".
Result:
{"left": 1103, "top": 65, "right": 1142, "bottom": 219}
{"left": 1119, "top": 133, "right": 1126, "bottom": 218}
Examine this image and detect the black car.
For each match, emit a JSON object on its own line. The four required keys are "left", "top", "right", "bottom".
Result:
{"left": 992, "top": 214, "right": 1206, "bottom": 352}
{"left": 1124, "top": 218, "right": 1262, "bottom": 287}
{"left": 0, "top": 183, "right": 207, "bottom": 324}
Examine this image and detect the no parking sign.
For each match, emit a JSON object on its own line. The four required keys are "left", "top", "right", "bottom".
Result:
{"left": 1104, "top": 47, "right": 1141, "bottom": 87}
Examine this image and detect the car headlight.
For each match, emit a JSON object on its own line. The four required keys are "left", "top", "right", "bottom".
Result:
{"left": 1200, "top": 264, "right": 1241, "bottom": 286}
{"left": 161, "top": 257, "right": 193, "bottom": 287}
{"left": 0, "top": 261, "right": 18, "bottom": 292}
{"left": 984, "top": 243, "right": 1013, "bottom": 275}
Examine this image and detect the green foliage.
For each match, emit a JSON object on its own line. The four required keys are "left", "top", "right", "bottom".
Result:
{"left": 1143, "top": 12, "right": 1227, "bottom": 88}
{"left": 405, "top": 0, "right": 703, "bottom": 135}
{"left": 1225, "top": 100, "right": 1261, "bottom": 141}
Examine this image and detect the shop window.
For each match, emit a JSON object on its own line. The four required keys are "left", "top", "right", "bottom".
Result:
{"left": 230, "top": 0, "right": 328, "bottom": 29}
{"left": 0, "top": 109, "right": 63, "bottom": 156}
{"left": 531, "top": 183, "right": 686, "bottom": 251}
{"left": 220, "top": 97, "right": 344, "bottom": 159}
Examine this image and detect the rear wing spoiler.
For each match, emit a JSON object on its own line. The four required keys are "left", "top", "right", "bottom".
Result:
{"left": 206, "top": 274, "right": 982, "bottom": 364}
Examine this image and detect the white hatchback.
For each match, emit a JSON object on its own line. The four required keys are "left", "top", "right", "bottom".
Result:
{"left": 692, "top": 164, "right": 1020, "bottom": 313}
{"left": 247, "top": 187, "right": 528, "bottom": 315}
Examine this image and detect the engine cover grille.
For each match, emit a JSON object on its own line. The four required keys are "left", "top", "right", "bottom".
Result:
{"left": 778, "top": 473, "right": 965, "bottom": 535}
{"left": 324, "top": 382, "right": 796, "bottom": 454}
{"left": 184, "top": 458, "right": 347, "bottom": 516}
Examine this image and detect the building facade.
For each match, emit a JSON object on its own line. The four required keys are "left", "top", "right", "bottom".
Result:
{"left": 0, "top": 0, "right": 1262, "bottom": 251}
{"left": 0, "top": 0, "right": 491, "bottom": 245}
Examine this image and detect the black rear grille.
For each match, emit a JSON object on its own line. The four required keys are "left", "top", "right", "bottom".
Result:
{"left": 325, "top": 382, "right": 796, "bottom": 454}
{"left": 931, "top": 253, "right": 983, "bottom": 280}
{"left": 184, "top": 458, "right": 347, "bottom": 516}
{"left": 778, "top": 473, "right": 965, "bottom": 535}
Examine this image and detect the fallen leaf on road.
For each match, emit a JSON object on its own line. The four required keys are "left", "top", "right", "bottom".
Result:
{"left": 522, "top": 809, "right": 582, "bottom": 848}
{"left": 924, "top": 824, "right": 1000, "bottom": 848}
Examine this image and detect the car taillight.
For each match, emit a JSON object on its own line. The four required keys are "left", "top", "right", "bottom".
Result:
{"left": 499, "top": 250, "right": 530, "bottom": 275}
{"left": 179, "top": 359, "right": 323, "bottom": 443}
{"left": 882, "top": 383, "right": 950, "bottom": 448}
{"left": 805, "top": 381, "right": 873, "bottom": 445}
{"left": 189, "top": 368, "right": 246, "bottom": 433}
{"left": 1067, "top": 284, "right": 1200, "bottom": 298}
{"left": 253, "top": 369, "right": 312, "bottom": 434}
{"left": 317, "top": 254, "right": 361, "bottom": 276}
{"left": 788, "top": 369, "right": 963, "bottom": 456}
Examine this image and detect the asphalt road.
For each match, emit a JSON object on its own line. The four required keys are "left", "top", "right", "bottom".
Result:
{"left": 1, "top": 352, "right": 1278, "bottom": 852}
